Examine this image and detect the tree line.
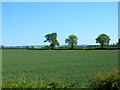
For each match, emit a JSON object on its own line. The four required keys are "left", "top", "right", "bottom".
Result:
{"left": 0, "top": 33, "right": 119, "bottom": 50}
{"left": 44, "top": 32, "right": 112, "bottom": 50}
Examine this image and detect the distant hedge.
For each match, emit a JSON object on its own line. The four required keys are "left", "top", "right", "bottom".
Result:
{"left": 1, "top": 46, "right": 120, "bottom": 50}
{"left": 31, "top": 47, "right": 120, "bottom": 50}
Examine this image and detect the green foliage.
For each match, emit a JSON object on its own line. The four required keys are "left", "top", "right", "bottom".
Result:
{"left": 96, "top": 33, "right": 111, "bottom": 48}
{"left": 88, "top": 70, "right": 120, "bottom": 88}
{"left": 44, "top": 33, "right": 59, "bottom": 49}
{"left": 65, "top": 35, "right": 78, "bottom": 49}
{"left": 45, "top": 78, "right": 67, "bottom": 88}
{"left": 0, "top": 45, "right": 4, "bottom": 49}
{"left": 2, "top": 75, "right": 68, "bottom": 88}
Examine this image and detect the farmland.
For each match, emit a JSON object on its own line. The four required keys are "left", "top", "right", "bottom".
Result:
{"left": 2, "top": 50, "right": 118, "bottom": 87}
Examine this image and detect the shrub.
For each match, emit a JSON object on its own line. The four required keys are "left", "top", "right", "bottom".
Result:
{"left": 88, "top": 70, "right": 120, "bottom": 89}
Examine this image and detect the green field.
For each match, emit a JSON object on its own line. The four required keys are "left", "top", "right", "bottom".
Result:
{"left": 2, "top": 50, "right": 118, "bottom": 87}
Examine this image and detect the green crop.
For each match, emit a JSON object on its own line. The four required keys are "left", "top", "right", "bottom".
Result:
{"left": 2, "top": 50, "right": 118, "bottom": 88}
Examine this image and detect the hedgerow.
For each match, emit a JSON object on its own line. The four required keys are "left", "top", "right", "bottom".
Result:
{"left": 88, "top": 70, "right": 120, "bottom": 89}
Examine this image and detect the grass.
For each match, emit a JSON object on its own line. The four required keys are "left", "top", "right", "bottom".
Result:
{"left": 2, "top": 50, "right": 118, "bottom": 87}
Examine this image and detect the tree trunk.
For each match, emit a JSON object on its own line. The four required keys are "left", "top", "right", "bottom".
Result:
{"left": 51, "top": 46, "right": 54, "bottom": 50}
{"left": 101, "top": 43, "right": 104, "bottom": 48}
{"left": 71, "top": 44, "right": 73, "bottom": 49}
{"left": 50, "top": 43, "right": 54, "bottom": 50}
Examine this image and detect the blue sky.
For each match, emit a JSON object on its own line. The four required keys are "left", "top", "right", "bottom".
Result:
{"left": 2, "top": 2, "right": 118, "bottom": 46}
{"left": 0, "top": 2, "right": 2, "bottom": 46}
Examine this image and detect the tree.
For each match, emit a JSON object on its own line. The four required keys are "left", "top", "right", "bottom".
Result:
{"left": 116, "top": 38, "right": 120, "bottom": 47}
{"left": 44, "top": 33, "right": 59, "bottom": 50}
{"left": 65, "top": 35, "right": 78, "bottom": 49}
{"left": 118, "top": 38, "right": 120, "bottom": 46}
{"left": 96, "top": 33, "right": 110, "bottom": 48}
{"left": 1, "top": 45, "right": 4, "bottom": 49}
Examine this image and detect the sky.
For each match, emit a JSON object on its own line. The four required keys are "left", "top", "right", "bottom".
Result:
{"left": 2, "top": 2, "right": 118, "bottom": 46}
{"left": 0, "top": 2, "right": 2, "bottom": 46}
{"left": 2, "top": 0, "right": 119, "bottom": 2}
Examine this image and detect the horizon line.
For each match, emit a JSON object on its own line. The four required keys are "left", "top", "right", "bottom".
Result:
{"left": 1, "top": 44, "right": 114, "bottom": 47}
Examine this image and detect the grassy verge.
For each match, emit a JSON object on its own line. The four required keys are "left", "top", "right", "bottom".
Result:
{"left": 2, "top": 69, "right": 120, "bottom": 88}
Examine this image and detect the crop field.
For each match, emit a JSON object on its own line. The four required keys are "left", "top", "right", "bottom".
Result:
{"left": 2, "top": 50, "right": 118, "bottom": 87}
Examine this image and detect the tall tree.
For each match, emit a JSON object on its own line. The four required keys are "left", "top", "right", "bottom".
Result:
{"left": 65, "top": 35, "right": 78, "bottom": 49}
{"left": 44, "top": 33, "right": 59, "bottom": 49}
{"left": 96, "top": 33, "right": 110, "bottom": 48}
{"left": 119, "top": 38, "right": 120, "bottom": 45}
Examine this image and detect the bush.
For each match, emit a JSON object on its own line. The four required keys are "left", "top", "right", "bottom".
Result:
{"left": 88, "top": 70, "right": 120, "bottom": 89}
